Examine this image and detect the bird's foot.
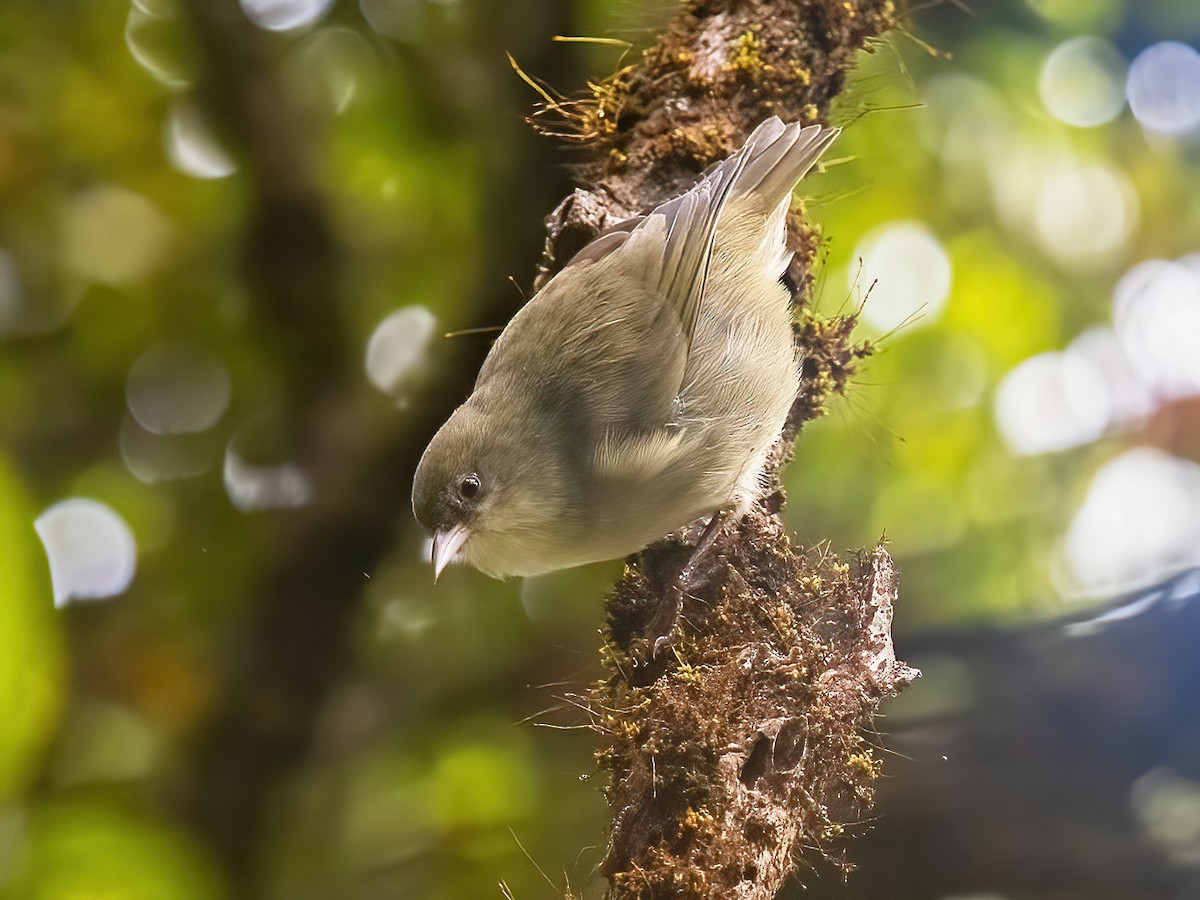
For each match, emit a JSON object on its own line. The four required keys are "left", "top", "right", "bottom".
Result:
{"left": 643, "top": 508, "right": 730, "bottom": 660}
{"left": 649, "top": 580, "right": 686, "bottom": 659}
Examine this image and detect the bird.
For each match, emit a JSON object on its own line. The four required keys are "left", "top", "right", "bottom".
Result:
{"left": 412, "top": 117, "right": 838, "bottom": 643}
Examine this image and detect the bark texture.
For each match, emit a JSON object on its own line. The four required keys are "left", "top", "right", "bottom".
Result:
{"left": 525, "top": 2, "right": 919, "bottom": 897}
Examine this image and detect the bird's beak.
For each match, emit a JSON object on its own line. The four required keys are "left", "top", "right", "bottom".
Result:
{"left": 431, "top": 524, "right": 471, "bottom": 581}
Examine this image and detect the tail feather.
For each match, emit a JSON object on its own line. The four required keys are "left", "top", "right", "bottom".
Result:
{"left": 656, "top": 118, "right": 838, "bottom": 344}
{"left": 733, "top": 119, "right": 839, "bottom": 209}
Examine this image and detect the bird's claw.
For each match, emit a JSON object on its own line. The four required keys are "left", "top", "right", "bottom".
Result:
{"left": 652, "top": 632, "right": 673, "bottom": 660}
{"left": 638, "top": 511, "right": 727, "bottom": 662}
{"left": 646, "top": 582, "right": 685, "bottom": 660}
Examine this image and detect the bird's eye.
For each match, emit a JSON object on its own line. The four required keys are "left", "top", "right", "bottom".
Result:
{"left": 458, "top": 473, "right": 482, "bottom": 500}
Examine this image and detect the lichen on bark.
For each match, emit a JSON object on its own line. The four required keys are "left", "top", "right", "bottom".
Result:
{"left": 525, "top": 1, "right": 917, "bottom": 897}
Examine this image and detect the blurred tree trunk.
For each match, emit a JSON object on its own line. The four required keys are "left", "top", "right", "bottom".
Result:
{"left": 175, "top": 0, "right": 577, "bottom": 892}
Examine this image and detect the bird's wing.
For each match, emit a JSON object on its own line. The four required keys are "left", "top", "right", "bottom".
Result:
{"left": 570, "top": 118, "right": 839, "bottom": 350}
{"left": 473, "top": 258, "right": 691, "bottom": 438}
{"left": 474, "top": 120, "right": 839, "bottom": 450}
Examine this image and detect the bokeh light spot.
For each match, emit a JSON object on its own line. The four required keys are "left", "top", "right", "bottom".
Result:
{"left": 1060, "top": 448, "right": 1200, "bottom": 595}
{"left": 119, "top": 415, "right": 217, "bottom": 484}
{"left": 1033, "top": 161, "right": 1137, "bottom": 266}
{"left": 240, "top": 0, "right": 333, "bottom": 32}
{"left": 1039, "top": 36, "right": 1127, "bottom": 128}
{"left": 126, "top": 342, "right": 231, "bottom": 435}
{"left": 1127, "top": 42, "right": 1200, "bottom": 136}
{"left": 994, "top": 351, "right": 1110, "bottom": 455}
{"left": 223, "top": 444, "right": 313, "bottom": 513}
{"left": 428, "top": 743, "right": 537, "bottom": 831}
{"left": 852, "top": 222, "right": 952, "bottom": 335}
{"left": 1065, "top": 327, "right": 1155, "bottom": 427}
{"left": 165, "top": 103, "right": 235, "bottom": 179}
{"left": 365, "top": 306, "right": 438, "bottom": 401}
{"left": 124, "top": 3, "right": 193, "bottom": 90}
{"left": 1132, "top": 768, "right": 1200, "bottom": 866}
{"left": 1112, "top": 258, "right": 1200, "bottom": 400}
{"left": 62, "top": 186, "right": 171, "bottom": 286}
{"left": 35, "top": 499, "right": 138, "bottom": 608}
{"left": 11, "top": 802, "right": 225, "bottom": 898}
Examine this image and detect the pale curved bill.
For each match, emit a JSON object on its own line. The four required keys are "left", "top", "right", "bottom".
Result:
{"left": 431, "top": 524, "right": 470, "bottom": 580}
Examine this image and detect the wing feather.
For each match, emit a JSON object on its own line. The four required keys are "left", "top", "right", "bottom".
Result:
{"left": 565, "top": 118, "right": 839, "bottom": 349}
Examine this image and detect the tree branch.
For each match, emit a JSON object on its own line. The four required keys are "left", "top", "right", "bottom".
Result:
{"left": 519, "top": 2, "right": 918, "bottom": 896}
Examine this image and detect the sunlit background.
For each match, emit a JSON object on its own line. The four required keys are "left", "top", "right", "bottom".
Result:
{"left": 1, "top": 0, "right": 1199, "bottom": 897}
{"left": 794, "top": 2, "right": 1200, "bottom": 618}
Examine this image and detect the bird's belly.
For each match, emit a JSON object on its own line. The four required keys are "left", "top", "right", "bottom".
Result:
{"left": 590, "top": 480, "right": 722, "bottom": 558}
{"left": 471, "top": 476, "right": 725, "bottom": 579}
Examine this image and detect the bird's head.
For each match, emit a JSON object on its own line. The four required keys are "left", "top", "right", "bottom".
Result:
{"left": 412, "top": 400, "right": 568, "bottom": 579}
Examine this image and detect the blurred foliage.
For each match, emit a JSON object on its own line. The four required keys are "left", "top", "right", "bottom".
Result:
{"left": 792, "top": 4, "right": 1200, "bottom": 625}
{"left": 10, "top": 801, "right": 225, "bottom": 900}
{"left": 0, "top": 460, "right": 63, "bottom": 801}
{"left": 0, "top": 0, "right": 1198, "bottom": 898}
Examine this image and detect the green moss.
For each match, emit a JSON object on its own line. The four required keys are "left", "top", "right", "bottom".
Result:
{"left": 727, "top": 28, "right": 770, "bottom": 76}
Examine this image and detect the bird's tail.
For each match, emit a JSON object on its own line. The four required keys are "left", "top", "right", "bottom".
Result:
{"left": 654, "top": 118, "right": 839, "bottom": 339}
{"left": 721, "top": 117, "right": 839, "bottom": 212}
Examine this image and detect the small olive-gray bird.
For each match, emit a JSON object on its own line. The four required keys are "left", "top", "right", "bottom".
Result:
{"left": 413, "top": 117, "right": 838, "bottom": 598}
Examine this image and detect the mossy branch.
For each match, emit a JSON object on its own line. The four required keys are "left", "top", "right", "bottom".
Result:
{"left": 526, "top": 1, "right": 918, "bottom": 897}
